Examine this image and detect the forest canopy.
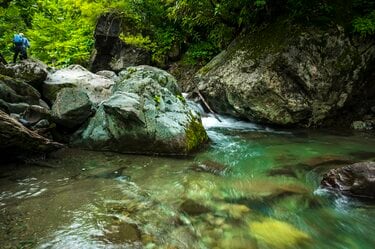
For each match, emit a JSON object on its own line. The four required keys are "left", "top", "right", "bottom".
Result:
{"left": 0, "top": 0, "right": 374, "bottom": 67}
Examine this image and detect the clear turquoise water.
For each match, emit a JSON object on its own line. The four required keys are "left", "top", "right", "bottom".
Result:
{"left": 0, "top": 115, "right": 374, "bottom": 249}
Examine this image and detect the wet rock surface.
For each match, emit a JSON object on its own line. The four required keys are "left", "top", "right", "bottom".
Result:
{"left": 321, "top": 161, "right": 375, "bottom": 199}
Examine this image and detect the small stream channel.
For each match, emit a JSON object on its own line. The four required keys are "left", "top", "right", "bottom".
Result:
{"left": 1, "top": 115, "right": 374, "bottom": 249}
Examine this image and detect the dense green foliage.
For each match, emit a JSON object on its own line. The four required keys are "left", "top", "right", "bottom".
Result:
{"left": 0, "top": 0, "right": 34, "bottom": 61}
{"left": 352, "top": 0, "right": 375, "bottom": 35}
{"left": 0, "top": 0, "right": 374, "bottom": 67}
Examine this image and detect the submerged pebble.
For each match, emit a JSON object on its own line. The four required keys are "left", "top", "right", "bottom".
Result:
{"left": 179, "top": 199, "right": 211, "bottom": 216}
{"left": 189, "top": 160, "right": 229, "bottom": 175}
{"left": 101, "top": 221, "right": 142, "bottom": 244}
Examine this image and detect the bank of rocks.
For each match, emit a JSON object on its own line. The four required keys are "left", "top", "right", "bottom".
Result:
{"left": 0, "top": 60, "right": 207, "bottom": 159}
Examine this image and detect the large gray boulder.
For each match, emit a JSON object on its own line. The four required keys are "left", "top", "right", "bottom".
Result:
{"left": 73, "top": 66, "right": 208, "bottom": 155}
{"left": 0, "top": 59, "right": 49, "bottom": 90}
{"left": 0, "top": 110, "right": 62, "bottom": 159}
{"left": 321, "top": 161, "right": 375, "bottom": 200}
{"left": 51, "top": 88, "right": 93, "bottom": 128}
{"left": 196, "top": 22, "right": 375, "bottom": 127}
{"left": 43, "top": 64, "right": 115, "bottom": 104}
{"left": 0, "top": 74, "right": 40, "bottom": 106}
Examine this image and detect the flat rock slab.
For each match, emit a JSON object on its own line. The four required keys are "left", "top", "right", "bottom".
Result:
{"left": 43, "top": 64, "right": 114, "bottom": 104}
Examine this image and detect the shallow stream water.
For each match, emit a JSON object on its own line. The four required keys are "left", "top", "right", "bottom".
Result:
{"left": 1, "top": 115, "right": 375, "bottom": 249}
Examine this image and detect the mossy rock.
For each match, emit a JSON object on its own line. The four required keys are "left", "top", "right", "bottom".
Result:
{"left": 73, "top": 66, "right": 208, "bottom": 155}
{"left": 249, "top": 218, "right": 311, "bottom": 249}
{"left": 185, "top": 114, "right": 209, "bottom": 153}
{"left": 196, "top": 18, "right": 375, "bottom": 127}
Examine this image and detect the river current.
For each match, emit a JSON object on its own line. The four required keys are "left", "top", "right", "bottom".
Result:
{"left": 0, "top": 115, "right": 374, "bottom": 249}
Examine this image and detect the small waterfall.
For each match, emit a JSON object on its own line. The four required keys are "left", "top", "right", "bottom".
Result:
{"left": 185, "top": 93, "right": 275, "bottom": 132}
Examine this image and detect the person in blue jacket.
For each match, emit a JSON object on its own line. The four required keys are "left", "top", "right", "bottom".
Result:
{"left": 13, "top": 33, "right": 30, "bottom": 63}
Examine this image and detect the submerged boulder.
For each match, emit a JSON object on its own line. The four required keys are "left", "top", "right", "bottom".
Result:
{"left": 196, "top": 21, "right": 375, "bottom": 127}
{"left": 0, "top": 110, "right": 62, "bottom": 158}
{"left": 102, "top": 221, "right": 142, "bottom": 244}
{"left": 189, "top": 160, "right": 229, "bottom": 175}
{"left": 321, "top": 161, "right": 375, "bottom": 199}
{"left": 73, "top": 66, "right": 208, "bottom": 155}
{"left": 179, "top": 199, "right": 211, "bottom": 215}
{"left": 43, "top": 64, "right": 115, "bottom": 104}
{"left": 51, "top": 88, "right": 93, "bottom": 129}
{"left": 249, "top": 218, "right": 311, "bottom": 249}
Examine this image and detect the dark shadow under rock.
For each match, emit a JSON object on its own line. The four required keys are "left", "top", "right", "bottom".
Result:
{"left": 349, "top": 151, "right": 375, "bottom": 161}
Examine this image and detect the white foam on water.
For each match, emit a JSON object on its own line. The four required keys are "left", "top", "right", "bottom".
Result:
{"left": 202, "top": 114, "right": 280, "bottom": 133}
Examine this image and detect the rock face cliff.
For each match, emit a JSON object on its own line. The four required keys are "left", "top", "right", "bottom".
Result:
{"left": 195, "top": 20, "right": 375, "bottom": 127}
{"left": 90, "top": 13, "right": 151, "bottom": 73}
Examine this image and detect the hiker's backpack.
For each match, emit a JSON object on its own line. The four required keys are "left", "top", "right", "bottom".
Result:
{"left": 13, "top": 34, "right": 23, "bottom": 45}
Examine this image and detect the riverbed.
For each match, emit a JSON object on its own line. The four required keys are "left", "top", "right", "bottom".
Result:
{"left": 1, "top": 115, "right": 374, "bottom": 249}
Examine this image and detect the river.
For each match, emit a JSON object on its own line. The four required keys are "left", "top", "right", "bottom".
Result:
{"left": 0, "top": 114, "right": 374, "bottom": 249}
